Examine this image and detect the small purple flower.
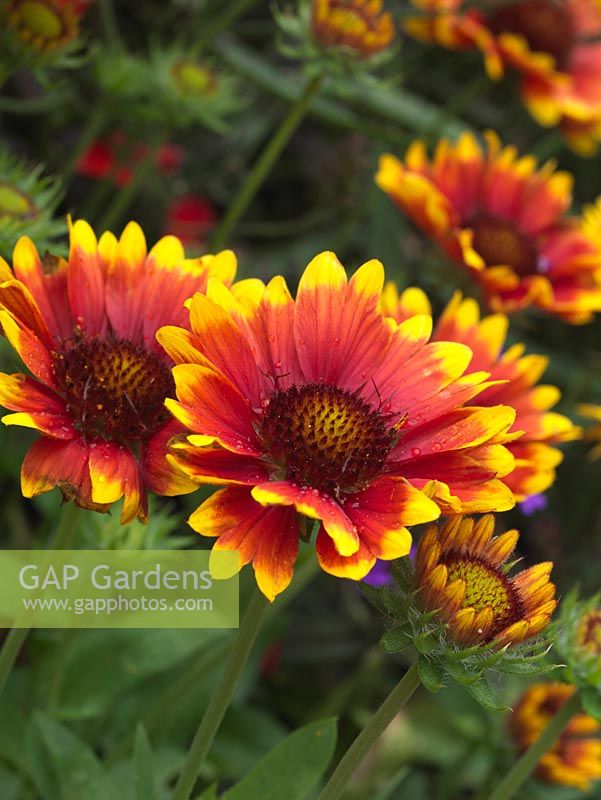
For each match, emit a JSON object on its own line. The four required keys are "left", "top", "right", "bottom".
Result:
{"left": 363, "top": 560, "right": 392, "bottom": 587}
{"left": 519, "top": 493, "right": 548, "bottom": 516}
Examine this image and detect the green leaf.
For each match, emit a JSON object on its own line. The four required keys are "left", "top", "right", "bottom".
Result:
{"left": 359, "top": 583, "right": 386, "bottom": 613}
{"left": 221, "top": 718, "right": 337, "bottom": 800}
{"left": 27, "top": 713, "right": 119, "bottom": 800}
{"left": 133, "top": 724, "right": 156, "bottom": 800}
{"left": 465, "top": 679, "right": 507, "bottom": 712}
{"left": 380, "top": 625, "right": 412, "bottom": 653}
{"left": 417, "top": 656, "right": 445, "bottom": 693}
{"left": 581, "top": 687, "right": 601, "bottom": 722}
{"left": 194, "top": 786, "right": 218, "bottom": 800}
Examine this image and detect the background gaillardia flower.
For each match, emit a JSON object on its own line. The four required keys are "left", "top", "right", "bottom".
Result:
{"left": 510, "top": 682, "right": 601, "bottom": 790}
{"left": 0, "top": 219, "right": 237, "bottom": 522}
{"left": 376, "top": 132, "right": 601, "bottom": 322}
{"left": 160, "top": 252, "right": 519, "bottom": 600}
{"left": 383, "top": 286, "right": 579, "bottom": 500}
{"left": 2, "top": 0, "right": 88, "bottom": 58}
{"left": 404, "top": 0, "right": 601, "bottom": 154}
{"left": 415, "top": 515, "right": 556, "bottom": 647}
{"left": 311, "top": 0, "right": 395, "bottom": 59}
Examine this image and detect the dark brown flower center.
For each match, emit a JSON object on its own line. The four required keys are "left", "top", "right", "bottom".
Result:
{"left": 471, "top": 215, "right": 538, "bottom": 275}
{"left": 444, "top": 553, "right": 523, "bottom": 640}
{"left": 259, "top": 383, "right": 398, "bottom": 496}
{"left": 54, "top": 337, "right": 175, "bottom": 441}
{"left": 489, "top": 0, "right": 575, "bottom": 68}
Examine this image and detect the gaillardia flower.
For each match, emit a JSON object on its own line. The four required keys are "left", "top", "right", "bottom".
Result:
{"left": 383, "top": 286, "right": 579, "bottom": 500}
{"left": 0, "top": 220, "right": 237, "bottom": 523}
{"left": 376, "top": 132, "right": 601, "bottom": 321}
{"left": 510, "top": 682, "right": 601, "bottom": 791}
{"left": 415, "top": 515, "right": 556, "bottom": 647}
{"left": 161, "top": 252, "right": 519, "bottom": 600}
{"left": 3, "top": 0, "right": 88, "bottom": 54}
{"left": 405, "top": 0, "right": 601, "bottom": 154}
{"left": 311, "top": 0, "right": 395, "bottom": 58}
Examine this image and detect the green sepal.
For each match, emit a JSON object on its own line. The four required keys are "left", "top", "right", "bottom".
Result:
{"left": 380, "top": 626, "right": 413, "bottom": 654}
{"left": 466, "top": 678, "right": 508, "bottom": 712}
{"left": 417, "top": 655, "right": 445, "bottom": 693}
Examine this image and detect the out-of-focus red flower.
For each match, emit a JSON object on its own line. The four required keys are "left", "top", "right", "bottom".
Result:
{"left": 165, "top": 194, "right": 218, "bottom": 246}
{"left": 77, "top": 134, "right": 184, "bottom": 186}
{"left": 260, "top": 641, "right": 283, "bottom": 678}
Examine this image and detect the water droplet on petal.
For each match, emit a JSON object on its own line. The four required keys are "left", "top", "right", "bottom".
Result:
{"left": 411, "top": 447, "right": 422, "bottom": 457}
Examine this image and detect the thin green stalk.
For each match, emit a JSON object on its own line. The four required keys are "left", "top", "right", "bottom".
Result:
{"left": 318, "top": 663, "right": 422, "bottom": 800}
{"left": 210, "top": 71, "right": 324, "bottom": 250}
{"left": 97, "top": 138, "right": 162, "bottom": 232}
{"left": 0, "top": 503, "right": 82, "bottom": 699}
{"left": 171, "top": 587, "right": 270, "bottom": 800}
{"left": 62, "top": 103, "right": 107, "bottom": 184}
{"left": 487, "top": 691, "right": 581, "bottom": 800}
{"left": 193, "top": 0, "right": 260, "bottom": 51}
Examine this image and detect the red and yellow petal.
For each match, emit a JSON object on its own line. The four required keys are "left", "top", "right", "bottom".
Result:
{"left": 88, "top": 441, "right": 146, "bottom": 523}
{"left": 168, "top": 442, "right": 270, "bottom": 486}
{"left": 0, "top": 278, "right": 54, "bottom": 347}
{"left": 0, "top": 309, "right": 57, "bottom": 388}
{"left": 67, "top": 219, "right": 106, "bottom": 337}
{"left": 0, "top": 373, "right": 75, "bottom": 438}
{"left": 189, "top": 486, "right": 299, "bottom": 601}
{"left": 315, "top": 526, "right": 376, "bottom": 580}
{"left": 21, "top": 435, "right": 107, "bottom": 513}
{"left": 186, "top": 290, "right": 263, "bottom": 407}
{"left": 141, "top": 420, "right": 199, "bottom": 496}
{"left": 167, "top": 363, "right": 261, "bottom": 456}
{"left": 343, "top": 477, "right": 440, "bottom": 559}
{"left": 251, "top": 480, "right": 359, "bottom": 557}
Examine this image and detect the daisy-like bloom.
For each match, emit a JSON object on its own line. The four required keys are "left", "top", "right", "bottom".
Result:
{"left": 383, "top": 286, "right": 579, "bottom": 500}
{"left": 0, "top": 220, "right": 237, "bottom": 523}
{"left": 77, "top": 134, "right": 183, "bottom": 188}
{"left": 4, "top": 0, "right": 88, "bottom": 53}
{"left": 165, "top": 195, "right": 217, "bottom": 250}
{"left": 405, "top": 1, "right": 601, "bottom": 154}
{"left": 311, "top": 0, "right": 395, "bottom": 58}
{"left": 376, "top": 132, "right": 601, "bottom": 321}
{"left": 415, "top": 515, "right": 557, "bottom": 647}
{"left": 161, "top": 252, "right": 519, "bottom": 601}
{"left": 510, "top": 682, "right": 601, "bottom": 791}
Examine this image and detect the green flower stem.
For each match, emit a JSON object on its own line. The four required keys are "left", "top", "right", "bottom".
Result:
{"left": 193, "top": 0, "right": 260, "bottom": 51}
{"left": 97, "top": 136, "right": 163, "bottom": 232}
{"left": 0, "top": 503, "right": 82, "bottom": 699}
{"left": 487, "top": 690, "right": 582, "bottom": 800}
{"left": 62, "top": 103, "right": 107, "bottom": 185}
{"left": 210, "top": 71, "right": 324, "bottom": 250}
{"left": 318, "top": 663, "right": 422, "bottom": 800}
{"left": 171, "top": 587, "right": 270, "bottom": 800}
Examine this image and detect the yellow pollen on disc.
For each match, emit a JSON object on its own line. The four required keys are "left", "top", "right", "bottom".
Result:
{"left": 446, "top": 557, "right": 515, "bottom": 624}
{"left": 171, "top": 60, "right": 217, "bottom": 96}
{"left": 15, "top": 1, "right": 64, "bottom": 39}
